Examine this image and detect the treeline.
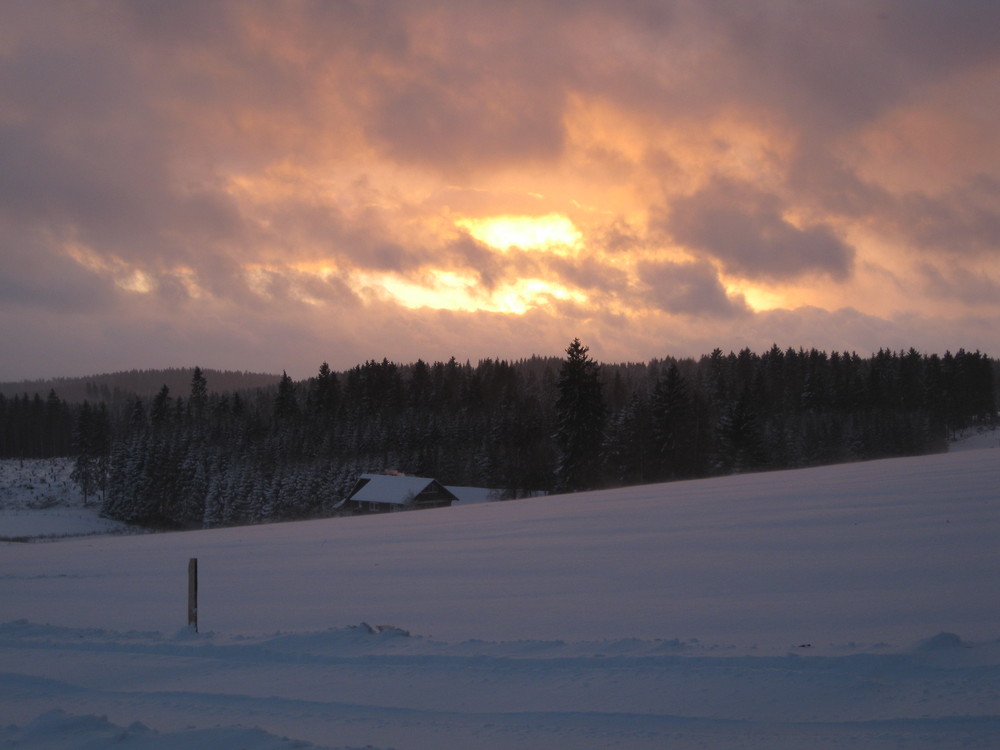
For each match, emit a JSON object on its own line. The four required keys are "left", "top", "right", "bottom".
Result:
{"left": 0, "top": 368, "right": 280, "bottom": 404}
{"left": 1, "top": 347, "right": 996, "bottom": 529}
{"left": 0, "top": 390, "right": 75, "bottom": 458}
{"left": 103, "top": 346, "right": 996, "bottom": 528}
{"left": 100, "top": 360, "right": 558, "bottom": 526}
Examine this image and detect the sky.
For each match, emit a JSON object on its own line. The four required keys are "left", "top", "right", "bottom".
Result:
{"left": 1, "top": 0, "right": 999, "bottom": 381}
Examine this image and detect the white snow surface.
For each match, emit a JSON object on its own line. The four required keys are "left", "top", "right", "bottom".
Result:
{"left": 0, "top": 458, "right": 133, "bottom": 541}
{"left": 2, "top": 437, "right": 999, "bottom": 749}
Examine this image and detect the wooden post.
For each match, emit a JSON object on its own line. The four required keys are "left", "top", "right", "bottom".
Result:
{"left": 187, "top": 558, "right": 198, "bottom": 633}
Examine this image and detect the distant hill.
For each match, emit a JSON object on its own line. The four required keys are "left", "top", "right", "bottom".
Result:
{"left": 0, "top": 368, "right": 281, "bottom": 403}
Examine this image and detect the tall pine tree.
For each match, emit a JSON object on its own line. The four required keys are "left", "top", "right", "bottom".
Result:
{"left": 554, "top": 339, "right": 606, "bottom": 491}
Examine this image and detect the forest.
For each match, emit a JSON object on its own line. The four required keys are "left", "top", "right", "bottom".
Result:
{"left": 1, "top": 343, "right": 996, "bottom": 529}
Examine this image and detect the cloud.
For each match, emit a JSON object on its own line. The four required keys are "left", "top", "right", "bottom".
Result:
{"left": 918, "top": 264, "right": 1000, "bottom": 306}
{"left": 895, "top": 177, "right": 1000, "bottom": 257}
{"left": 637, "top": 259, "right": 749, "bottom": 318}
{"left": 784, "top": 146, "right": 890, "bottom": 221}
{"left": 369, "top": 79, "right": 567, "bottom": 176}
{"left": 545, "top": 255, "right": 629, "bottom": 295}
{"left": 0, "top": 241, "right": 117, "bottom": 315}
{"left": 667, "top": 179, "right": 856, "bottom": 281}
{"left": 1, "top": 1, "right": 999, "bottom": 379}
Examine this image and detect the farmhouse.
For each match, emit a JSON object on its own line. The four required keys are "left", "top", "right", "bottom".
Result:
{"left": 343, "top": 473, "right": 460, "bottom": 514}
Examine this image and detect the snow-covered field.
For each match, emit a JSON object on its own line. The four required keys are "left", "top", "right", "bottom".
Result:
{"left": 0, "top": 458, "right": 134, "bottom": 542}
{"left": 1, "top": 434, "right": 999, "bottom": 749}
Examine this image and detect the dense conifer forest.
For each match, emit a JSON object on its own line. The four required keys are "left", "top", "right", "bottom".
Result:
{"left": 0, "top": 368, "right": 280, "bottom": 404}
{"left": 1, "top": 345, "right": 996, "bottom": 529}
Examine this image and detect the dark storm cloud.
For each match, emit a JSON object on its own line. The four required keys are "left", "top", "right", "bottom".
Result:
{"left": 668, "top": 179, "right": 856, "bottom": 281}
{"left": 637, "top": 259, "right": 749, "bottom": 318}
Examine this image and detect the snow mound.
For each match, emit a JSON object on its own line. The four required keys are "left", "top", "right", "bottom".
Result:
{"left": 358, "top": 622, "right": 411, "bottom": 637}
{"left": 3, "top": 623, "right": 1000, "bottom": 749}
{"left": 916, "top": 632, "right": 968, "bottom": 651}
{"left": 0, "top": 709, "right": 381, "bottom": 750}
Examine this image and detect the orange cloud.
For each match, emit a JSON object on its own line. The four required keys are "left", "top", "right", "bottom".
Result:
{"left": 1, "top": 2, "right": 998, "bottom": 380}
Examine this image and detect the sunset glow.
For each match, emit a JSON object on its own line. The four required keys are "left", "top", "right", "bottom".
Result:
{"left": 354, "top": 268, "right": 587, "bottom": 316}
{"left": 457, "top": 214, "right": 583, "bottom": 253}
{"left": 489, "top": 279, "right": 589, "bottom": 315}
{"left": 721, "top": 280, "right": 783, "bottom": 313}
{"left": 356, "top": 269, "right": 480, "bottom": 312}
{"left": 1, "top": 2, "right": 998, "bottom": 379}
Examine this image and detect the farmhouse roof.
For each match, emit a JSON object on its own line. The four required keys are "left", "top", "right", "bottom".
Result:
{"left": 349, "top": 473, "right": 458, "bottom": 506}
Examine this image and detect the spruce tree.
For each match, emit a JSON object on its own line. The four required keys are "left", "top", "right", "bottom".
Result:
{"left": 603, "top": 392, "right": 650, "bottom": 486}
{"left": 274, "top": 371, "right": 299, "bottom": 421}
{"left": 651, "top": 363, "right": 698, "bottom": 480}
{"left": 71, "top": 401, "right": 97, "bottom": 506}
{"left": 190, "top": 366, "right": 208, "bottom": 423}
{"left": 717, "top": 387, "right": 766, "bottom": 473}
{"left": 554, "top": 339, "right": 606, "bottom": 491}
{"left": 151, "top": 385, "right": 172, "bottom": 428}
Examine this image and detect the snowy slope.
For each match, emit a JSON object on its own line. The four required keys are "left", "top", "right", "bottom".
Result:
{"left": 1, "top": 442, "right": 999, "bottom": 749}
{"left": 0, "top": 458, "right": 134, "bottom": 541}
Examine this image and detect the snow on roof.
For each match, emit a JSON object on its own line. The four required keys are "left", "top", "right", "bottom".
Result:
{"left": 351, "top": 474, "right": 448, "bottom": 505}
